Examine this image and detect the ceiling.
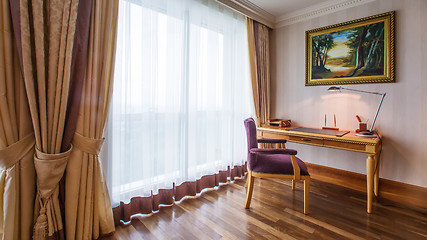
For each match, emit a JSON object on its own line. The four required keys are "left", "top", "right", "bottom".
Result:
{"left": 248, "top": 0, "right": 332, "bottom": 17}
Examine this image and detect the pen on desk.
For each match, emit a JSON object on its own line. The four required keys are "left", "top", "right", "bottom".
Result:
{"left": 334, "top": 114, "right": 336, "bottom": 127}
{"left": 324, "top": 114, "right": 326, "bottom": 126}
{"left": 356, "top": 115, "right": 362, "bottom": 123}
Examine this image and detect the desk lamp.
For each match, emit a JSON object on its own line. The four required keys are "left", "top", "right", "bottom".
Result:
{"left": 327, "top": 86, "right": 386, "bottom": 137}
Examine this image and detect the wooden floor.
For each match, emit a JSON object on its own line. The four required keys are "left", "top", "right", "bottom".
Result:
{"left": 102, "top": 178, "right": 427, "bottom": 240}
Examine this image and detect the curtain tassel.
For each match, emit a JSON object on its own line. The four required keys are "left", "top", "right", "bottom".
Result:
{"left": 33, "top": 201, "right": 48, "bottom": 239}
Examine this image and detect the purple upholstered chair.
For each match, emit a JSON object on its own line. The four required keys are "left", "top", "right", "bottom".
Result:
{"left": 244, "top": 117, "right": 310, "bottom": 214}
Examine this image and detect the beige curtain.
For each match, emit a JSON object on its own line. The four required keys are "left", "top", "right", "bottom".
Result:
{"left": 0, "top": 1, "right": 36, "bottom": 239}
{"left": 65, "top": 0, "right": 118, "bottom": 239}
{"left": 10, "top": 0, "right": 80, "bottom": 238}
{"left": 247, "top": 18, "right": 270, "bottom": 126}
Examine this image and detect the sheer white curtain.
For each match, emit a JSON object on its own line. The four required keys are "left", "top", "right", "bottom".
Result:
{"left": 108, "top": 0, "right": 253, "bottom": 205}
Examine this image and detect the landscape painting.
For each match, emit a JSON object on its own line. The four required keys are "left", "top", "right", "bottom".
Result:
{"left": 305, "top": 11, "right": 395, "bottom": 86}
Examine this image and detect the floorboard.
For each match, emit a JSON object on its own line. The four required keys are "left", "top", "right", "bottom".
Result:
{"left": 101, "top": 178, "right": 427, "bottom": 240}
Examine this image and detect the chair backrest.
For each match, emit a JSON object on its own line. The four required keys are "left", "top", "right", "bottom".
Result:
{"left": 244, "top": 117, "right": 258, "bottom": 151}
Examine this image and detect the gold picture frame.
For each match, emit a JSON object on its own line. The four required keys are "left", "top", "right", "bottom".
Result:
{"left": 305, "top": 11, "right": 395, "bottom": 86}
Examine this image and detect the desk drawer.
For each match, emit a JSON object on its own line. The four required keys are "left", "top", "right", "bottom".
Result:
{"left": 288, "top": 136, "right": 323, "bottom": 146}
{"left": 324, "top": 140, "right": 366, "bottom": 152}
{"left": 261, "top": 132, "right": 289, "bottom": 140}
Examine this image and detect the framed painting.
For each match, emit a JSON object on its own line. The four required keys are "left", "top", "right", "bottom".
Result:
{"left": 305, "top": 11, "right": 395, "bottom": 86}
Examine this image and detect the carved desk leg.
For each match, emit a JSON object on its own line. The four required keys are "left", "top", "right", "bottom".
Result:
{"left": 366, "top": 154, "right": 375, "bottom": 213}
{"left": 374, "top": 151, "right": 380, "bottom": 197}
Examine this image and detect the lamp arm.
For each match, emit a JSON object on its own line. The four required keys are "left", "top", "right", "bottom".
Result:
{"left": 369, "top": 93, "right": 386, "bottom": 132}
{"left": 341, "top": 87, "right": 384, "bottom": 95}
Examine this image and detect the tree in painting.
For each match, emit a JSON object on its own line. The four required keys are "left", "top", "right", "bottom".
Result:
{"left": 312, "top": 22, "right": 385, "bottom": 79}
{"left": 312, "top": 33, "right": 335, "bottom": 70}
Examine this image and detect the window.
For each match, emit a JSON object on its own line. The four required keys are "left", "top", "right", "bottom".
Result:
{"left": 108, "top": 0, "right": 253, "bottom": 204}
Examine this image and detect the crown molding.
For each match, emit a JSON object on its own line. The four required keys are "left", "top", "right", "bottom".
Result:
{"left": 275, "top": 0, "right": 376, "bottom": 28}
{"left": 216, "top": 0, "right": 275, "bottom": 28}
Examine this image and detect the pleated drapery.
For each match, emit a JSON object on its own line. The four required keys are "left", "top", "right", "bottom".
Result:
{"left": 0, "top": 1, "right": 36, "bottom": 238}
{"left": 110, "top": 0, "right": 252, "bottom": 224}
{"left": 247, "top": 18, "right": 271, "bottom": 126}
{"left": 9, "top": 0, "right": 92, "bottom": 238}
{"left": 65, "top": 0, "right": 118, "bottom": 239}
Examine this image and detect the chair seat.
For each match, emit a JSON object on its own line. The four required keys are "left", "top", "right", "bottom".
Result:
{"left": 251, "top": 154, "right": 310, "bottom": 176}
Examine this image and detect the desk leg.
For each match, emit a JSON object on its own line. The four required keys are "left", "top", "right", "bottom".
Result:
{"left": 374, "top": 152, "right": 380, "bottom": 197}
{"left": 366, "top": 154, "right": 375, "bottom": 213}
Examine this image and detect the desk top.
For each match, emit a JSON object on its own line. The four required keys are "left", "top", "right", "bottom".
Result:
{"left": 258, "top": 126, "right": 380, "bottom": 146}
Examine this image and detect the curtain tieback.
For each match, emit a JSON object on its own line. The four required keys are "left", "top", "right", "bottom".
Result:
{"left": 0, "top": 133, "right": 35, "bottom": 170}
{"left": 72, "top": 132, "right": 104, "bottom": 155}
{"left": 33, "top": 145, "right": 73, "bottom": 239}
{"left": 34, "top": 145, "right": 72, "bottom": 199}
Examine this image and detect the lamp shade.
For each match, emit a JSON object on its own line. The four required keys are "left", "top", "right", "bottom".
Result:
{"left": 327, "top": 86, "right": 341, "bottom": 91}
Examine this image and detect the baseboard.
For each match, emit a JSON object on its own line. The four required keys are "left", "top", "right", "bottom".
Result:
{"left": 305, "top": 163, "right": 427, "bottom": 209}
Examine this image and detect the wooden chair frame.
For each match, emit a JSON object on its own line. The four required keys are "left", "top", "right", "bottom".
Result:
{"left": 244, "top": 147, "right": 311, "bottom": 214}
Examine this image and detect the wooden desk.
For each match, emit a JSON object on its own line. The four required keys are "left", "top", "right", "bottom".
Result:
{"left": 257, "top": 126, "right": 382, "bottom": 213}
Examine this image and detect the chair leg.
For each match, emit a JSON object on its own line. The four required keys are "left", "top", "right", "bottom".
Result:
{"left": 291, "top": 180, "right": 295, "bottom": 190}
{"left": 244, "top": 171, "right": 255, "bottom": 209}
{"left": 304, "top": 178, "right": 310, "bottom": 214}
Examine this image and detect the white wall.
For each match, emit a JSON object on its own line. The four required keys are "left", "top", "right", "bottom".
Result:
{"left": 271, "top": 0, "right": 427, "bottom": 188}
